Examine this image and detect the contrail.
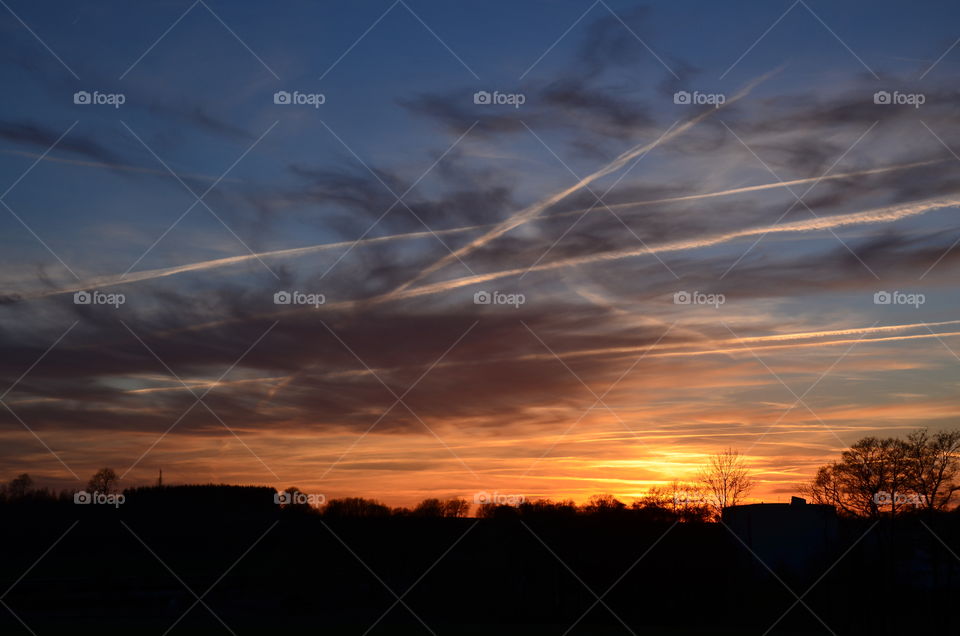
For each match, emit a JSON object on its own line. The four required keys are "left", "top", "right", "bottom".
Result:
{"left": 511, "top": 320, "right": 960, "bottom": 362}
{"left": 642, "top": 330, "right": 960, "bottom": 359}
{"left": 551, "top": 158, "right": 945, "bottom": 219}
{"left": 379, "top": 195, "right": 960, "bottom": 303}
{"left": 14, "top": 224, "right": 484, "bottom": 301}
{"left": 377, "top": 69, "right": 781, "bottom": 303}
{"left": 95, "top": 320, "right": 960, "bottom": 392}
{"left": 406, "top": 320, "right": 960, "bottom": 367}
{"left": 10, "top": 157, "right": 938, "bottom": 301}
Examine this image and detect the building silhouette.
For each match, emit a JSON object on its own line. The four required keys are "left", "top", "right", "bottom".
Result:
{"left": 722, "top": 496, "right": 839, "bottom": 577}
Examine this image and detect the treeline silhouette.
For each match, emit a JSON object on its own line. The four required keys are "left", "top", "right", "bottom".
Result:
{"left": 2, "top": 482, "right": 958, "bottom": 635}
{"left": 2, "top": 430, "right": 958, "bottom": 635}
{"left": 0, "top": 483, "right": 707, "bottom": 522}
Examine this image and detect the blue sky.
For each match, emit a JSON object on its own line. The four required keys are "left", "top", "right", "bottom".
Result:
{"left": 2, "top": 0, "right": 960, "bottom": 504}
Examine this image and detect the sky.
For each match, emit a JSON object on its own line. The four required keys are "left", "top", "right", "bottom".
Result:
{"left": 2, "top": 0, "right": 960, "bottom": 506}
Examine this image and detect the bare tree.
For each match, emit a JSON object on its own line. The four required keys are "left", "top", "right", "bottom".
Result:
{"left": 806, "top": 437, "right": 890, "bottom": 517}
{"left": 413, "top": 497, "right": 471, "bottom": 517}
{"left": 805, "top": 430, "right": 960, "bottom": 517}
{"left": 905, "top": 429, "right": 960, "bottom": 512}
{"left": 698, "top": 448, "right": 754, "bottom": 516}
{"left": 583, "top": 494, "right": 626, "bottom": 514}
{"left": 5, "top": 473, "right": 33, "bottom": 499}
{"left": 323, "top": 497, "right": 390, "bottom": 517}
{"left": 441, "top": 497, "right": 470, "bottom": 518}
{"left": 807, "top": 463, "right": 861, "bottom": 516}
{"left": 412, "top": 498, "right": 445, "bottom": 517}
{"left": 880, "top": 437, "right": 913, "bottom": 516}
{"left": 637, "top": 481, "right": 711, "bottom": 522}
{"left": 87, "top": 468, "right": 118, "bottom": 494}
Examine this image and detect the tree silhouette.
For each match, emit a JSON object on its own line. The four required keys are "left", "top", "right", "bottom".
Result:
{"left": 583, "top": 494, "right": 626, "bottom": 514}
{"left": 412, "top": 498, "right": 445, "bottom": 516}
{"left": 412, "top": 497, "right": 471, "bottom": 517}
{"left": 807, "top": 437, "right": 888, "bottom": 517}
{"left": 442, "top": 497, "right": 470, "bottom": 517}
{"left": 638, "top": 481, "right": 711, "bottom": 522}
{"left": 323, "top": 497, "right": 390, "bottom": 517}
{"left": 277, "top": 486, "right": 314, "bottom": 512}
{"left": 5, "top": 473, "right": 33, "bottom": 499}
{"left": 807, "top": 430, "right": 960, "bottom": 517}
{"left": 87, "top": 468, "right": 118, "bottom": 494}
{"left": 698, "top": 448, "right": 754, "bottom": 516}
{"left": 906, "top": 429, "right": 960, "bottom": 512}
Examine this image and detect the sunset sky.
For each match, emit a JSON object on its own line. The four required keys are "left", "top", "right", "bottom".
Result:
{"left": 2, "top": 0, "right": 960, "bottom": 506}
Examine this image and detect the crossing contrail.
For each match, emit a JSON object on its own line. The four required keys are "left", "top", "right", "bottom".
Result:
{"left": 378, "top": 70, "right": 781, "bottom": 304}
{"left": 12, "top": 224, "right": 483, "bottom": 301}
{"left": 368, "top": 195, "right": 960, "bottom": 304}
{"left": 13, "top": 184, "right": 952, "bottom": 303}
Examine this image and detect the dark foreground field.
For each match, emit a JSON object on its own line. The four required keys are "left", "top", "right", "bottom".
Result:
{"left": 2, "top": 488, "right": 958, "bottom": 635}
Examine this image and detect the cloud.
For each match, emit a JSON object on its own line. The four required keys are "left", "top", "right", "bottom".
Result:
{"left": 4, "top": 7, "right": 960, "bottom": 507}
{"left": 385, "top": 71, "right": 778, "bottom": 302}
{"left": 349, "top": 195, "right": 960, "bottom": 305}
{"left": 0, "top": 148, "right": 240, "bottom": 184}
{"left": 0, "top": 120, "right": 121, "bottom": 165}
{"left": 8, "top": 154, "right": 949, "bottom": 306}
